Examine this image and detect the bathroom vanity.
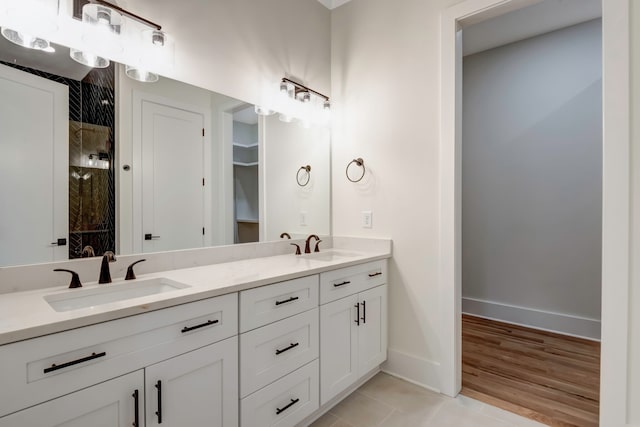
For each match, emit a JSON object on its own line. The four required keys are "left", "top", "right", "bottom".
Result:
{"left": 0, "top": 245, "right": 390, "bottom": 427}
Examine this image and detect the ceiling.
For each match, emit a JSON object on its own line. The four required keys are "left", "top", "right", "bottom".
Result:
{"left": 316, "top": 0, "right": 352, "bottom": 10}
{"left": 463, "top": 0, "right": 602, "bottom": 56}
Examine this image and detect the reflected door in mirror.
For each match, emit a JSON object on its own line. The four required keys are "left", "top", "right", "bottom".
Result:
{"left": 137, "top": 97, "right": 207, "bottom": 253}
{"left": 0, "top": 64, "right": 69, "bottom": 266}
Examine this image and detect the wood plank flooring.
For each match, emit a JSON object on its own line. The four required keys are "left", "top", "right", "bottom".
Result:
{"left": 461, "top": 314, "right": 600, "bottom": 427}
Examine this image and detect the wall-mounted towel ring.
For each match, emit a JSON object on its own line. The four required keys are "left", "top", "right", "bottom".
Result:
{"left": 297, "top": 165, "right": 311, "bottom": 186}
{"left": 346, "top": 158, "right": 365, "bottom": 183}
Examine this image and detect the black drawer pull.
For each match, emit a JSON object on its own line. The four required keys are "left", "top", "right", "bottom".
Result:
{"left": 155, "top": 380, "right": 163, "bottom": 424}
{"left": 181, "top": 319, "right": 219, "bottom": 333}
{"left": 275, "top": 342, "right": 299, "bottom": 355}
{"left": 44, "top": 351, "right": 106, "bottom": 373}
{"left": 132, "top": 389, "right": 140, "bottom": 427}
{"left": 368, "top": 272, "right": 382, "bottom": 277}
{"left": 276, "top": 398, "right": 300, "bottom": 415}
{"left": 333, "top": 280, "right": 351, "bottom": 287}
{"left": 275, "top": 296, "right": 299, "bottom": 306}
{"left": 355, "top": 302, "right": 360, "bottom": 326}
{"left": 362, "top": 300, "right": 366, "bottom": 324}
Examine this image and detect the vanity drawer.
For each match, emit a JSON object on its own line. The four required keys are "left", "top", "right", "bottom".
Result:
{"left": 240, "top": 275, "right": 318, "bottom": 332}
{"left": 240, "top": 308, "right": 318, "bottom": 397}
{"left": 319, "top": 260, "right": 386, "bottom": 304}
{"left": 0, "top": 292, "right": 237, "bottom": 418}
{"left": 240, "top": 359, "right": 319, "bottom": 427}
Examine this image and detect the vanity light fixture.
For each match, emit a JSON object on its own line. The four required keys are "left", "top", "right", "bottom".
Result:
{"left": 274, "top": 77, "right": 331, "bottom": 126}
{"left": 70, "top": 1, "right": 124, "bottom": 68}
{"left": 1, "top": 27, "right": 51, "bottom": 50}
{"left": 125, "top": 64, "right": 158, "bottom": 83}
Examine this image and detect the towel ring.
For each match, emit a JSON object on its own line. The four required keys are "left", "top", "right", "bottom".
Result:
{"left": 297, "top": 165, "right": 311, "bottom": 186}
{"left": 346, "top": 158, "right": 365, "bottom": 183}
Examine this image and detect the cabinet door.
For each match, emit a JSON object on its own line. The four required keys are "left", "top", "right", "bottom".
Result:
{"left": 146, "top": 336, "right": 238, "bottom": 427}
{"left": 358, "top": 285, "right": 388, "bottom": 374}
{"left": 320, "top": 294, "right": 359, "bottom": 405}
{"left": 0, "top": 371, "right": 144, "bottom": 427}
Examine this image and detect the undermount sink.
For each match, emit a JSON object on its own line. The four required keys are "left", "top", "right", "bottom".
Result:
{"left": 302, "top": 250, "right": 361, "bottom": 262}
{"left": 44, "top": 278, "right": 190, "bottom": 312}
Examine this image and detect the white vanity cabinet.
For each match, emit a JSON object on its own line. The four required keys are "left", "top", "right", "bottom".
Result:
{"left": 145, "top": 337, "right": 238, "bottom": 427}
{"left": 0, "top": 370, "right": 145, "bottom": 427}
{"left": 0, "top": 293, "right": 238, "bottom": 426}
{"left": 319, "top": 261, "right": 388, "bottom": 405}
{"left": 239, "top": 275, "right": 320, "bottom": 427}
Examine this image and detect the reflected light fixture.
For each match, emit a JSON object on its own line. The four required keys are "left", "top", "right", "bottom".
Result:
{"left": 255, "top": 106, "right": 275, "bottom": 116}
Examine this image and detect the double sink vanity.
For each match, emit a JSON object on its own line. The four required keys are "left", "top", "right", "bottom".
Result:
{"left": 0, "top": 240, "right": 390, "bottom": 427}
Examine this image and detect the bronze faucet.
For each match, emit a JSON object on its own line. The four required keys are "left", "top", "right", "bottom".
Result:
{"left": 304, "top": 235, "right": 320, "bottom": 254}
{"left": 99, "top": 251, "right": 116, "bottom": 284}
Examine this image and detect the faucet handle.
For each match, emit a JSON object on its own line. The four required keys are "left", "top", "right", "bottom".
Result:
{"left": 314, "top": 240, "right": 322, "bottom": 253}
{"left": 54, "top": 269, "right": 82, "bottom": 289}
{"left": 290, "top": 243, "right": 301, "bottom": 255}
{"left": 280, "top": 232, "right": 291, "bottom": 239}
{"left": 125, "top": 259, "right": 147, "bottom": 280}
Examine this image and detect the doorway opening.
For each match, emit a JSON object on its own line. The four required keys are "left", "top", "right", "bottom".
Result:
{"left": 459, "top": 2, "right": 602, "bottom": 425}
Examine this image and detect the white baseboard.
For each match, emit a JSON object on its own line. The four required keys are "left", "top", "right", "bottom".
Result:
{"left": 462, "top": 297, "right": 601, "bottom": 340}
{"left": 381, "top": 349, "right": 441, "bottom": 393}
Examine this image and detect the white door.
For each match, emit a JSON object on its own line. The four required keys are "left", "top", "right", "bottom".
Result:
{"left": 0, "top": 64, "right": 68, "bottom": 266}
{"left": 146, "top": 337, "right": 238, "bottom": 427}
{"left": 320, "top": 294, "right": 359, "bottom": 405}
{"left": 139, "top": 98, "right": 205, "bottom": 253}
{"left": 358, "top": 285, "right": 388, "bottom": 374}
{"left": 0, "top": 370, "right": 144, "bottom": 427}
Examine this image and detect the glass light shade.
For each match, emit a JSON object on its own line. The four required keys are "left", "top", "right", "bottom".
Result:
{"left": 82, "top": 4, "right": 123, "bottom": 34}
{"left": 125, "top": 65, "right": 159, "bottom": 83}
{"left": 139, "top": 29, "right": 175, "bottom": 71}
{"left": 255, "top": 106, "right": 275, "bottom": 116}
{"left": 0, "top": 0, "right": 58, "bottom": 37}
{"left": 70, "top": 48, "right": 110, "bottom": 68}
{"left": 279, "top": 113, "right": 294, "bottom": 123}
{"left": 1, "top": 27, "right": 50, "bottom": 50}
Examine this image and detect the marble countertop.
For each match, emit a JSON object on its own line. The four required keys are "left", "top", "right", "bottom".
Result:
{"left": 0, "top": 248, "right": 390, "bottom": 346}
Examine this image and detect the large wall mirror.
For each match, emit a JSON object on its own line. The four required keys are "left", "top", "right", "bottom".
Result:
{"left": 0, "top": 37, "right": 330, "bottom": 268}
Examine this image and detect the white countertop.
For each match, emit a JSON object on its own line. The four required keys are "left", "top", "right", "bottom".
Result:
{"left": 0, "top": 249, "right": 390, "bottom": 346}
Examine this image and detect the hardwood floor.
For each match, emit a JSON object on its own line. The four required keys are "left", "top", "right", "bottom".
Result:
{"left": 461, "top": 314, "right": 600, "bottom": 427}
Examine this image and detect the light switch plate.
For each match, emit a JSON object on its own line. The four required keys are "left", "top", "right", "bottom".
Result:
{"left": 362, "top": 211, "right": 373, "bottom": 228}
{"left": 300, "top": 211, "right": 308, "bottom": 226}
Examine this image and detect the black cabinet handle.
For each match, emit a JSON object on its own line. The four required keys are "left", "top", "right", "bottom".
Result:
{"left": 145, "top": 234, "right": 161, "bottom": 240}
{"left": 275, "top": 296, "right": 299, "bottom": 306}
{"left": 276, "top": 398, "right": 300, "bottom": 415}
{"left": 334, "top": 280, "right": 351, "bottom": 287}
{"left": 355, "top": 302, "right": 360, "bottom": 326}
{"left": 132, "top": 389, "right": 140, "bottom": 427}
{"left": 361, "top": 300, "right": 366, "bottom": 324}
{"left": 43, "top": 351, "right": 106, "bottom": 373}
{"left": 275, "top": 342, "right": 299, "bottom": 355}
{"left": 155, "top": 380, "right": 163, "bottom": 424}
{"left": 181, "top": 319, "right": 219, "bottom": 333}
{"left": 368, "top": 272, "right": 382, "bottom": 277}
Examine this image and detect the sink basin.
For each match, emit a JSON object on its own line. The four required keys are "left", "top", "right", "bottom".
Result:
{"left": 302, "top": 250, "right": 361, "bottom": 262}
{"left": 44, "top": 278, "right": 190, "bottom": 312}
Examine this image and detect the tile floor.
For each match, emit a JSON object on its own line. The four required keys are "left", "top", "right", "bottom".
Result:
{"left": 309, "top": 373, "right": 549, "bottom": 427}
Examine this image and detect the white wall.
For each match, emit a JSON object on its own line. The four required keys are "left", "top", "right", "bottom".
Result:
{"left": 628, "top": 2, "right": 640, "bottom": 423}
{"left": 461, "top": 20, "right": 602, "bottom": 339}
{"left": 115, "top": 0, "right": 331, "bottom": 108}
{"left": 262, "top": 116, "right": 331, "bottom": 240}
{"left": 331, "top": 0, "right": 464, "bottom": 389}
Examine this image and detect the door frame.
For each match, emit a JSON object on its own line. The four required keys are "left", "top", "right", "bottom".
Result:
{"left": 438, "top": 1, "right": 630, "bottom": 425}
{"left": 132, "top": 90, "right": 212, "bottom": 253}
